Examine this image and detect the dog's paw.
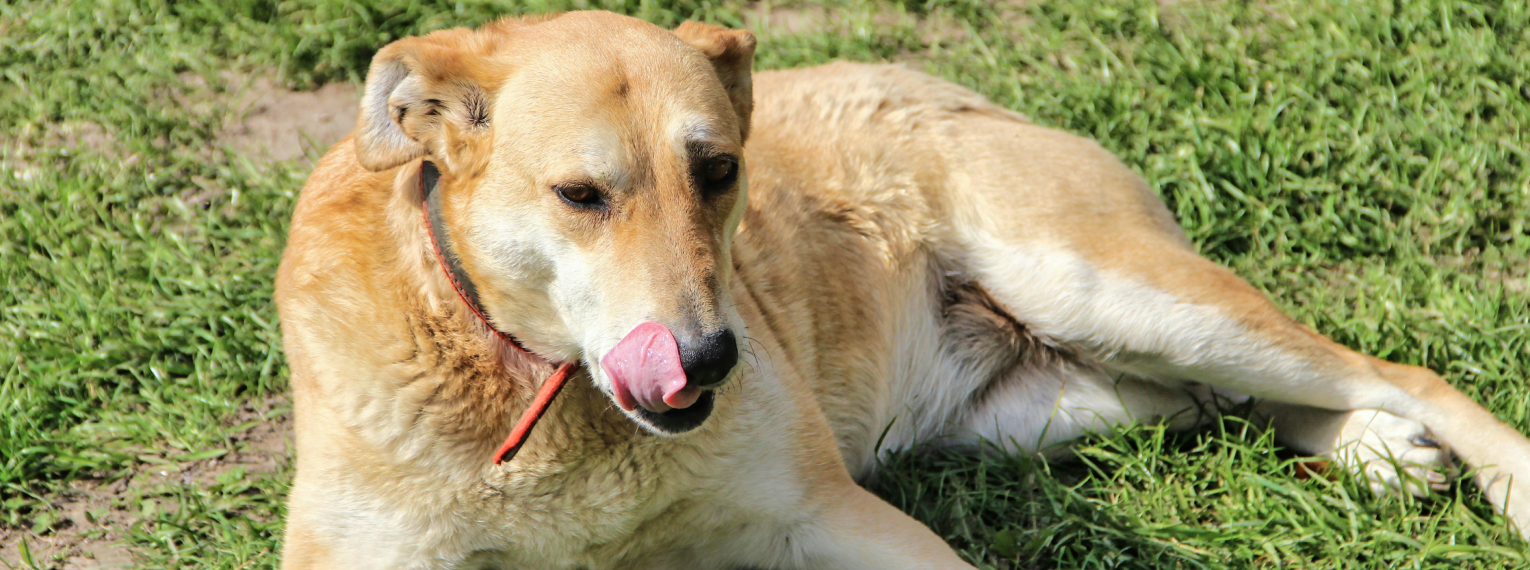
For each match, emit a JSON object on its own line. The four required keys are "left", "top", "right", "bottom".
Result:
{"left": 1328, "top": 409, "right": 1456, "bottom": 497}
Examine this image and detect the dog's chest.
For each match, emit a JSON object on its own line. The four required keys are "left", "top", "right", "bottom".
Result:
{"left": 423, "top": 408, "right": 783, "bottom": 568}
{"left": 340, "top": 306, "right": 804, "bottom": 567}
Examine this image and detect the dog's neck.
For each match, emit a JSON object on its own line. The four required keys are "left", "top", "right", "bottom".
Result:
{"left": 416, "top": 160, "right": 580, "bottom": 465}
{"left": 356, "top": 161, "right": 563, "bottom": 470}
{"left": 419, "top": 161, "right": 535, "bottom": 355}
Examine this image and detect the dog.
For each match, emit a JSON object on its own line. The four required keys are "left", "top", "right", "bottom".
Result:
{"left": 274, "top": 11, "right": 1530, "bottom": 568}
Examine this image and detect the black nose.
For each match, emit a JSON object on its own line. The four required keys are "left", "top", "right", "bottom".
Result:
{"left": 679, "top": 329, "right": 738, "bottom": 387}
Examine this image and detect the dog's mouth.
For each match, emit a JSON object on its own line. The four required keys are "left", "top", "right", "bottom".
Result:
{"left": 600, "top": 321, "right": 722, "bottom": 434}
{"left": 633, "top": 390, "right": 715, "bottom": 434}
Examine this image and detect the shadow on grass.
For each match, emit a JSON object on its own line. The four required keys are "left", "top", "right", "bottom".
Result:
{"left": 869, "top": 415, "right": 1525, "bottom": 569}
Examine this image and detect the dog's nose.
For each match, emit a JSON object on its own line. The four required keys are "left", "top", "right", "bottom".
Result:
{"left": 679, "top": 329, "right": 738, "bottom": 387}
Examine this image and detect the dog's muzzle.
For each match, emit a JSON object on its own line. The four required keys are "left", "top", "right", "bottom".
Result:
{"left": 601, "top": 322, "right": 737, "bottom": 433}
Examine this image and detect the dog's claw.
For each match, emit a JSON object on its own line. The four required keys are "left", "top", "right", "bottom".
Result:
{"left": 1411, "top": 434, "right": 1442, "bottom": 449}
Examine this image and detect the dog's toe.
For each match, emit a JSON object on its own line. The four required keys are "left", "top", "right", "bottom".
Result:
{"left": 1329, "top": 409, "right": 1457, "bottom": 497}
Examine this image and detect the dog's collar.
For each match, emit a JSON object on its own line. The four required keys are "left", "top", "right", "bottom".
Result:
{"left": 419, "top": 160, "right": 579, "bottom": 465}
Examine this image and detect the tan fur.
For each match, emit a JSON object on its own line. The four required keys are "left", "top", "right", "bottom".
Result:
{"left": 276, "top": 12, "right": 1530, "bottom": 569}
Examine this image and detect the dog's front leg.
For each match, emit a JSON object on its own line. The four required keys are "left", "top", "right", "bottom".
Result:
{"left": 789, "top": 483, "right": 974, "bottom": 570}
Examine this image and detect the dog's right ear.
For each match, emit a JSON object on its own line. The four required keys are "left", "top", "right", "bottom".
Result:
{"left": 354, "top": 28, "right": 507, "bottom": 174}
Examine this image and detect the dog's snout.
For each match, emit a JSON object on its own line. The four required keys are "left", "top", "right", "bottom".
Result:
{"left": 680, "top": 329, "right": 738, "bottom": 387}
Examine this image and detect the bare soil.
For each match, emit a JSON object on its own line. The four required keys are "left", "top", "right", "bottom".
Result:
{"left": 0, "top": 399, "right": 293, "bottom": 570}
{"left": 220, "top": 76, "right": 359, "bottom": 163}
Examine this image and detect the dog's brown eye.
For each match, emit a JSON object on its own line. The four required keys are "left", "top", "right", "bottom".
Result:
{"left": 555, "top": 183, "right": 603, "bottom": 208}
{"left": 697, "top": 156, "right": 738, "bottom": 194}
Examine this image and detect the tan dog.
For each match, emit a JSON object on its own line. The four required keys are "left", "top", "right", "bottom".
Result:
{"left": 274, "top": 11, "right": 1530, "bottom": 568}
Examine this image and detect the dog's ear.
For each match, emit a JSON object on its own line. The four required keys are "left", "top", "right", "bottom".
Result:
{"left": 355, "top": 27, "right": 507, "bottom": 174}
{"left": 674, "top": 22, "right": 757, "bottom": 141}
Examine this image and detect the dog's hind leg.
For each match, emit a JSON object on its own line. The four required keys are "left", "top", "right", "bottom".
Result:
{"left": 963, "top": 231, "right": 1530, "bottom": 536}
{"left": 950, "top": 356, "right": 1224, "bottom": 457}
{"left": 937, "top": 279, "right": 1222, "bottom": 455}
{"left": 943, "top": 289, "right": 1456, "bottom": 498}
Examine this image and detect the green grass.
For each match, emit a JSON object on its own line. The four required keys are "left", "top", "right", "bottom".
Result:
{"left": 2, "top": 0, "right": 1528, "bottom": 567}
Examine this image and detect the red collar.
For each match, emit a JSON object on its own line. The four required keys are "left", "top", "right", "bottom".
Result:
{"left": 418, "top": 161, "right": 580, "bottom": 465}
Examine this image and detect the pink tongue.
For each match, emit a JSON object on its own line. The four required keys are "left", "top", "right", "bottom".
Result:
{"left": 600, "top": 322, "right": 700, "bottom": 413}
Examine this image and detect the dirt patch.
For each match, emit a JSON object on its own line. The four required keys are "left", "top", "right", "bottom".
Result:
{"left": 219, "top": 76, "right": 359, "bottom": 163}
{"left": 0, "top": 119, "right": 115, "bottom": 157}
{"left": 745, "top": 4, "right": 833, "bottom": 35}
{"left": 741, "top": 2, "right": 1036, "bottom": 70}
{"left": 744, "top": 3, "right": 911, "bottom": 37}
{"left": 1, "top": 120, "right": 125, "bottom": 184}
{"left": 0, "top": 397, "right": 292, "bottom": 570}
{"left": 1436, "top": 248, "right": 1530, "bottom": 295}
{"left": 2, "top": 72, "right": 359, "bottom": 182}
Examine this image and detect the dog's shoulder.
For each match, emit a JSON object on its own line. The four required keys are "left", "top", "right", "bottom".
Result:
{"left": 286, "top": 136, "right": 392, "bottom": 234}
{"left": 275, "top": 136, "right": 402, "bottom": 326}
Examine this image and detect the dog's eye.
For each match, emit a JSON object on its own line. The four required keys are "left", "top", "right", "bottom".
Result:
{"left": 555, "top": 183, "right": 603, "bottom": 208}
{"left": 697, "top": 156, "right": 738, "bottom": 194}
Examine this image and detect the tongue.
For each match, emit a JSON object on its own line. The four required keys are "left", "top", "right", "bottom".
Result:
{"left": 601, "top": 322, "right": 700, "bottom": 413}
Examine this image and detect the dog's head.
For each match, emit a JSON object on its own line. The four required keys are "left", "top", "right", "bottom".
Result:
{"left": 354, "top": 12, "right": 754, "bottom": 435}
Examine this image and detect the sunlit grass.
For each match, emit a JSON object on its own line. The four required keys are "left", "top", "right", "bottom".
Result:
{"left": 2, "top": 0, "right": 1526, "bottom": 567}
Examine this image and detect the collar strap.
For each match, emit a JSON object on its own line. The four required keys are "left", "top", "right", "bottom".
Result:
{"left": 419, "top": 161, "right": 579, "bottom": 465}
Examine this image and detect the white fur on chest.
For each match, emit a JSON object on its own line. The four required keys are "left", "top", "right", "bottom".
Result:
{"left": 304, "top": 352, "right": 817, "bottom": 569}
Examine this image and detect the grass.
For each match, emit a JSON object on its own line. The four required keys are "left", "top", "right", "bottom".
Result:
{"left": 2, "top": 0, "right": 1528, "bottom": 567}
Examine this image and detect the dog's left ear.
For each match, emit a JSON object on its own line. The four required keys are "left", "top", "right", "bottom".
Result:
{"left": 674, "top": 22, "right": 757, "bottom": 141}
